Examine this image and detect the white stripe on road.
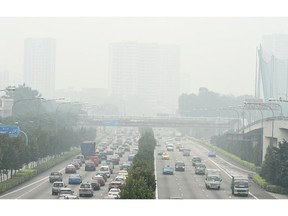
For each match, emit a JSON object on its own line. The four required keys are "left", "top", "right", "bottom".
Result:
{"left": 208, "top": 158, "right": 258, "bottom": 199}
{"left": 0, "top": 168, "right": 65, "bottom": 198}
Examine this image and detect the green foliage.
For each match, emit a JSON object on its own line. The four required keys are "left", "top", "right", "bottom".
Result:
{"left": 119, "top": 176, "right": 155, "bottom": 199}
{"left": 119, "top": 128, "right": 156, "bottom": 199}
{"left": 178, "top": 88, "right": 254, "bottom": 117}
{"left": 260, "top": 140, "right": 288, "bottom": 188}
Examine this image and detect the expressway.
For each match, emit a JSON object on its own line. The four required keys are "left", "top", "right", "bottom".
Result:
{"left": 155, "top": 133, "right": 277, "bottom": 199}
{"left": 0, "top": 128, "right": 282, "bottom": 200}
{"left": 0, "top": 146, "right": 132, "bottom": 199}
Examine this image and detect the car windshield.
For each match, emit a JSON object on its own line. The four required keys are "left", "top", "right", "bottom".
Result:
{"left": 80, "top": 184, "right": 91, "bottom": 188}
{"left": 235, "top": 181, "right": 248, "bottom": 188}
{"left": 176, "top": 162, "right": 185, "bottom": 166}
{"left": 207, "top": 176, "right": 220, "bottom": 181}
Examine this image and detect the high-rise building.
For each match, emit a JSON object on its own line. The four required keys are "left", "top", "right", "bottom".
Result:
{"left": 0, "top": 65, "right": 9, "bottom": 90}
{"left": 24, "top": 38, "right": 56, "bottom": 99}
{"left": 109, "top": 41, "right": 181, "bottom": 115}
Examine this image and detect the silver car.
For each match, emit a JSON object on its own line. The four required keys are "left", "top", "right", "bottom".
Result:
{"left": 79, "top": 182, "right": 94, "bottom": 197}
{"left": 52, "top": 181, "right": 65, "bottom": 195}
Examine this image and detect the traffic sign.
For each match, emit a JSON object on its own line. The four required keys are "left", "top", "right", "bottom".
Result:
{"left": 0, "top": 125, "right": 20, "bottom": 137}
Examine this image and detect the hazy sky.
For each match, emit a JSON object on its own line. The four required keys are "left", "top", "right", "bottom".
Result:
{"left": 1, "top": 17, "right": 288, "bottom": 96}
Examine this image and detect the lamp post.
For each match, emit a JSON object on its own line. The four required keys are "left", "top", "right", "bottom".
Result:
{"left": 244, "top": 102, "right": 275, "bottom": 145}
{"left": 228, "top": 106, "right": 240, "bottom": 132}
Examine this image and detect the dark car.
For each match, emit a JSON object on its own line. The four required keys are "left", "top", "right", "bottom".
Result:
{"left": 192, "top": 156, "right": 202, "bottom": 166}
{"left": 175, "top": 161, "right": 185, "bottom": 171}
{"left": 85, "top": 160, "right": 96, "bottom": 171}
{"left": 195, "top": 163, "right": 206, "bottom": 175}
{"left": 49, "top": 171, "right": 63, "bottom": 183}
{"left": 91, "top": 179, "right": 101, "bottom": 190}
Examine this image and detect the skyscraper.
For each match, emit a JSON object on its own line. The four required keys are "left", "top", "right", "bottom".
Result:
{"left": 24, "top": 38, "right": 56, "bottom": 99}
{"left": 109, "top": 41, "right": 181, "bottom": 115}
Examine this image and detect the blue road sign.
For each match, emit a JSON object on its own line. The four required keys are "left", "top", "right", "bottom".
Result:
{"left": 0, "top": 125, "right": 20, "bottom": 137}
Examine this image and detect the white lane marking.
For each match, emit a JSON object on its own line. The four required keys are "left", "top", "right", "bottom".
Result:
{"left": 16, "top": 179, "right": 49, "bottom": 199}
{"left": 154, "top": 150, "right": 158, "bottom": 199}
{"left": 0, "top": 167, "right": 65, "bottom": 198}
{"left": 208, "top": 158, "right": 258, "bottom": 200}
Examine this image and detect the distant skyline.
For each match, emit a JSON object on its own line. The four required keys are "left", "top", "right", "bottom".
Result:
{"left": 1, "top": 17, "right": 288, "bottom": 97}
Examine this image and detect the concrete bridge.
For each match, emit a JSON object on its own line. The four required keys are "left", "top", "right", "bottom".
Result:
{"left": 242, "top": 117, "right": 288, "bottom": 161}
{"left": 83, "top": 116, "right": 238, "bottom": 129}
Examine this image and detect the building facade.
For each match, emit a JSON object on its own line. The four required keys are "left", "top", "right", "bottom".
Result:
{"left": 108, "top": 41, "right": 181, "bottom": 116}
{"left": 24, "top": 38, "right": 56, "bottom": 99}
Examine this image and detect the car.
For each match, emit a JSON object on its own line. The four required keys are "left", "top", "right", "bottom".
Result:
{"left": 58, "top": 187, "right": 75, "bottom": 199}
{"left": 108, "top": 181, "right": 123, "bottom": 191}
{"left": 166, "top": 143, "right": 174, "bottom": 151}
{"left": 118, "top": 170, "right": 128, "bottom": 178}
{"left": 85, "top": 160, "right": 96, "bottom": 171}
{"left": 128, "top": 153, "right": 135, "bottom": 161}
{"left": 49, "top": 171, "right": 63, "bottom": 183}
{"left": 88, "top": 155, "right": 100, "bottom": 166}
{"left": 95, "top": 172, "right": 108, "bottom": 182}
{"left": 208, "top": 151, "right": 216, "bottom": 157}
{"left": 108, "top": 188, "right": 121, "bottom": 198}
{"left": 105, "top": 160, "right": 114, "bottom": 173}
{"left": 175, "top": 161, "right": 185, "bottom": 171}
{"left": 110, "top": 155, "right": 120, "bottom": 165}
{"left": 99, "top": 165, "right": 111, "bottom": 178}
{"left": 92, "top": 175, "right": 106, "bottom": 186}
{"left": 183, "top": 148, "right": 191, "bottom": 156}
{"left": 75, "top": 154, "right": 85, "bottom": 164}
{"left": 90, "top": 179, "right": 101, "bottom": 190}
{"left": 114, "top": 175, "right": 126, "bottom": 183}
{"left": 120, "top": 161, "right": 132, "bottom": 170}
{"left": 157, "top": 150, "right": 164, "bottom": 156}
{"left": 195, "top": 163, "right": 206, "bottom": 175}
{"left": 71, "top": 160, "right": 80, "bottom": 169}
{"left": 61, "top": 194, "right": 79, "bottom": 199}
{"left": 79, "top": 182, "right": 94, "bottom": 197}
{"left": 52, "top": 181, "right": 65, "bottom": 195}
{"left": 162, "top": 152, "right": 170, "bottom": 160}
{"left": 192, "top": 156, "right": 202, "bottom": 166}
{"left": 68, "top": 173, "right": 82, "bottom": 184}
{"left": 163, "top": 165, "right": 174, "bottom": 175}
{"left": 72, "top": 158, "right": 82, "bottom": 166}
{"left": 65, "top": 164, "right": 76, "bottom": 174}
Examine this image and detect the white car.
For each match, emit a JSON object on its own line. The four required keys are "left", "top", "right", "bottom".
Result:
{"left": 58, "top": 187, "right": 75, "bottom": 199}
{"left": 114, "top": 175, "right": 126, "bottom": 183}
{"left": 99, "top": 165, "right": 111, "bottom": 178}
{"left": 108, "top": 188, "right": 121, "bottom": 198}
{"left": 118, "top": 170, "right": 128, "bottom": 178}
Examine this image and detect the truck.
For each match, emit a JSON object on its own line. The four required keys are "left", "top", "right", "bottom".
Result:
{"left": 81, "top": 141, "right": 96, "bottom": 158}
{"left": 205, "top": 169, "right": 222, "bottom": 190}
{"left": 231, "top": 175, "right": 249, "bottom": 196}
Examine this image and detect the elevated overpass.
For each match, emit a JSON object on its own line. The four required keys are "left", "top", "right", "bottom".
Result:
{"left": 83, "top": 116, "right": 238, "bottom": 129}
{"left": 242, "top": 117, "right": 288, "bottom": 161}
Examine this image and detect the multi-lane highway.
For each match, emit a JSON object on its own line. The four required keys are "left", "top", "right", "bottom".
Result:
{"left": 0, "top": 128, "right": 284, "bottom": 200}
{"left": 155, "top": 134, "right": 277, "bottom": 199}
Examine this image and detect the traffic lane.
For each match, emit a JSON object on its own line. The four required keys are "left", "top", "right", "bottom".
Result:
{"left": 172, "top": 147, "right": 234, "bottom": 199}
{"left": 177, "top": 141, "right": 255, "bottom": 199}
{"left": 0, "top": 156, "right": 76, "bottom": 199}
{"left": 186, "top": 139, "right": 275, "bottom": 199}
{"left": 159, "top": 138, "right": 254, "bottom": 199}
{"left": 156, "top": 153, "right": 183, "bottom": 199}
